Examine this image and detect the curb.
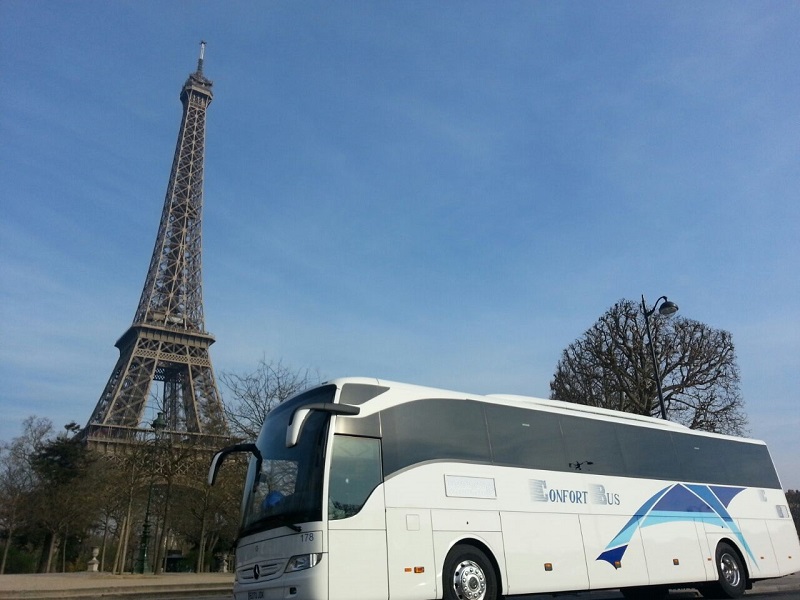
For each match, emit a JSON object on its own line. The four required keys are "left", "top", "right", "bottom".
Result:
{"left": 0, "top": 586, "right": 232, "bottom": 600}
{"left": 0, "top": 574, "right": 234, "bottom": 600}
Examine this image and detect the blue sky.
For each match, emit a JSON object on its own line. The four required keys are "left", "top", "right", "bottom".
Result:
{"left": 1, "top": 2, "right": 798, "bottom": 488}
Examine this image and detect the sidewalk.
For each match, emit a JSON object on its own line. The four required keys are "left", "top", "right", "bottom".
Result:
{"left": 0, "top": 572, "right": 233, "bottom": 600}
{"left": 0, "top": 570, "right": 796, "bottom": 600}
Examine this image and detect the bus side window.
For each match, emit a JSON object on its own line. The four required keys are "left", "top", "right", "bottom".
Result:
{"left": 328, "top": 435, "right": 383, "bottom": 520}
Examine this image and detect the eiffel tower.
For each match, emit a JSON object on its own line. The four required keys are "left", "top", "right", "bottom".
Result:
{"left": 84, "top": 43, "right": 227, "bottom": 452}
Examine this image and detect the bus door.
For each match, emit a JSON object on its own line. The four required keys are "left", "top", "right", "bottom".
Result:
{"left": 327, "top": 434, "right": 388, "bottom": 600}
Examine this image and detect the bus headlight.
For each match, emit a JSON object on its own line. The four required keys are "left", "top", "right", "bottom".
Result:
{"left": 285, "top": 553, "right": 322, "bottom": 573}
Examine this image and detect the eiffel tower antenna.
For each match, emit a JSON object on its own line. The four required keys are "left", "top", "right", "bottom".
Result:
{"left": 198, "top": 40, "right": 206, "bottom": 72}
{"left": 84, "top": 43, "right": 227, "bottom": 450}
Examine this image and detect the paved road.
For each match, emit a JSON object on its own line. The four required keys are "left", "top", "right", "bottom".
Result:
{"left": 0, "top": 571, "right": 796, "bottom": 600}
{"left": 194, "top": 578, "right": 800, "bottom": 600}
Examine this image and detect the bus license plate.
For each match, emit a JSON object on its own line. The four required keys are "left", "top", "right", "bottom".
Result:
{"left": 248, "top": 592, "right": 264, "bottom": 600}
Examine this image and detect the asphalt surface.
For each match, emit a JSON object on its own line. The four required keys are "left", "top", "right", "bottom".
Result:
{"left": 0, "top": 570, "right": 796, "bottom": 600}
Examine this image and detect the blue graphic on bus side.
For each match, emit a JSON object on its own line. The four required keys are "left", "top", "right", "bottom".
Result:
{"left": 597, "top": 484, "right": 755, "bottom": 568}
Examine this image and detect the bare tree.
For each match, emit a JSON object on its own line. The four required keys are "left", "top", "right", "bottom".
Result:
{"left": 101, "top": 444, "right": 153, "bottom": 574}
{"left": 786, "top": 490, "right": 800, "bottom": 538}
{"left": 168, "top": 458, "right": 243, "bottom": 572}
{"left": 0, "top": 417, "right": 53, "bottom": 573}
{"left": 29, "top": 423, "right": 98, "bottom": 572}
{"left": 91, "top": 462, "right": 129, "bottom": 573}
{"left": 550, "top": 299, "right": 748, "bottom": 435}
{"left": 219, "top": 359, "right": 319, "bottom": 440}
{"left": 149, "top": 431, "right": 204, "bottom": 575}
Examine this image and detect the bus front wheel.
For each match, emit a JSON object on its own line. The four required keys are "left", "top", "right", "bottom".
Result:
{"left": 700, "top": 542, "right": 747, "bottom": 599}
{"left": 443, "top": 544, "right": 499, "bottom": 600}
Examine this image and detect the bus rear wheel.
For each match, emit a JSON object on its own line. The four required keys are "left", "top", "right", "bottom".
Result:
{"left": 700, "top": 542, "right": 747, "bottom": 598}
{"left": 443, "top": 544, "right": 498, "bottom": 600}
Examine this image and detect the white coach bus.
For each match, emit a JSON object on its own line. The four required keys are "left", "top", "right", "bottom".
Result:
{"left": 208, "top": 377, "right": 799, "bottom": 600}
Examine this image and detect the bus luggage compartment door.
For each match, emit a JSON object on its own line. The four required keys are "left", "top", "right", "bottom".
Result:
{"left": 386, "top": 508, "right": 436, "bottom": 600}
{"left": 501, "top": 512, "right": 588, "bottom": 594}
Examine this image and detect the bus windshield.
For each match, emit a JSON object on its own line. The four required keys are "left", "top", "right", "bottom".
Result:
{"left": 240, "top": 385, "right": 336, "bottom": 536}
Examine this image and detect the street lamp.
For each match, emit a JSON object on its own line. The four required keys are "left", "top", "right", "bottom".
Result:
{"left": 135, "top": 411, "right": 167, "bottom": 574}
{"left": 641, "top": 295, "right": 679, "bottom": 420}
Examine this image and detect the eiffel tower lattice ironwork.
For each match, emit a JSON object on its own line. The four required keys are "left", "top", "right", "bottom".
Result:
{"left": 84, "top": 43, "right": 227, "bottom": 451}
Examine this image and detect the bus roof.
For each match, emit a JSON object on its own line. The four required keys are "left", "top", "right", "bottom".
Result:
{"left": 486, "top": 394, "right": 690, "bottom": 430}
{"left": 323, "top": 376, "right": 764, "bottom": 444}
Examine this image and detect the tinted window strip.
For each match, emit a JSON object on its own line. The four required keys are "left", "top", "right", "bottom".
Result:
{"left": 378, "top": 398, "right": 780, "bottom": 488}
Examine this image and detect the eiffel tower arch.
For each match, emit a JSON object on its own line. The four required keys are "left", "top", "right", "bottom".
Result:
{"left": 84, "top": 43, "right": 228, "bottom": 453}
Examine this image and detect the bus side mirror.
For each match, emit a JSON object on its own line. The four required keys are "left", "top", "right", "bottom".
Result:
{"left": 286, "top": 403, "right": 361, "bottom": 448}
{"left": 208, "top": 443, "right": 262, "bottom": 486}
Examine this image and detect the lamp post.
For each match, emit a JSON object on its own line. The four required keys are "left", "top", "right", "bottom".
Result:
{"left": 641, "top": 295, "right": 679, "bottom": 420}
{"left": 135, "top": 411, "right": 167, "bottom": 574}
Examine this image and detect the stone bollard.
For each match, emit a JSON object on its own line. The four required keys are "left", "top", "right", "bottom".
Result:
{"left": 87, "top": 547, "right": 100, "bottom": 572}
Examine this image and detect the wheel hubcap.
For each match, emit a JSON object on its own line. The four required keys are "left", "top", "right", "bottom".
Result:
{"left": 453, "top": 560, "right": 487, "bottom": 600}
{"left": 720, "top": 552, "right": 741, "bottom": 588}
